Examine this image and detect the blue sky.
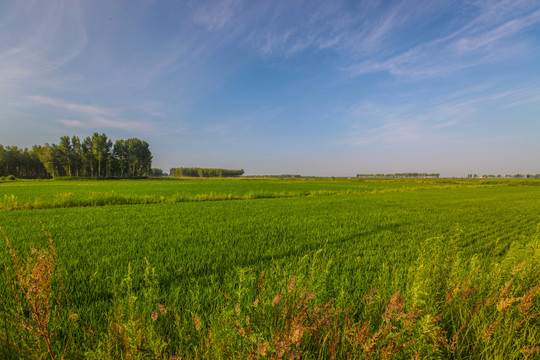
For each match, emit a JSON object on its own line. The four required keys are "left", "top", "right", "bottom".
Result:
{"left": 1, "top": 0, "right": 539, "bottom": 176}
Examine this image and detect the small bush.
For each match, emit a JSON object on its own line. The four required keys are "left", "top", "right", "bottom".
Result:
{"left": 0, "top": 226, "right": 74, "bottom": 360}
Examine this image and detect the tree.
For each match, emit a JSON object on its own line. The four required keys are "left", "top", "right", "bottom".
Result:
{"left": 91, "top": 133, "right": 112, "bottom": 177}
{"left": 113, "top": 140, "right": 128, "bottom": 178}
{"left": 81, "top": 137, "right": 94, "bottom": 177}
{"left": 1, "top": 132, "right": 153, "bottom": 179}
{"left": 70, "top": 136, "right": 82, "bottom": 177}
{"left": 37, "top": 144, "right": 63, "bottom": 178}
{"left": 148, "top": 168, "right": 163, "bottom": 177}
{"left": 125, "top": 138, "right": 152, "bottom": 176}
{"left": 58, "top": 136, "right": 73, "bottom": 176}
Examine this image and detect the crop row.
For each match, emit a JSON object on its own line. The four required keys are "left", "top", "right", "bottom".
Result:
{"left": 0, "top": 177, "right": 529, "bottom": 210}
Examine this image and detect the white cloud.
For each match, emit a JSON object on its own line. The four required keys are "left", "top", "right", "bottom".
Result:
{"left": 191, "top": 0, "right": 243, "bottom": 31}
{"left": 29, "top": 95, "right": 115, "bottom": 117}
{"left": 347, "top": 2, "right": 540, "bottom": 78}
{"left": 342, "top": 84, "right": 540, "bottom": 146}
{"left": 30, "top": 95, "right": 159, "bottom": 134}
{"left": 0, "top": 1, "right": 86, "bottom": 83}
{"left": 212, "top": 0, "right": 538, "bottom": 78}
{"left": 57, "top": 119, "right": 87, "bottom": 128}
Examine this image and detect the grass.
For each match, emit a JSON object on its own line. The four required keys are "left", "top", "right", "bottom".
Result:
{"left": 0, "top": 178, "right": 539, "bottom": 358}
{"left": 0, "top": 177, "right": 531, "bottom": 210}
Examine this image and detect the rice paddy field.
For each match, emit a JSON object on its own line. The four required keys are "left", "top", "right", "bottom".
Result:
{"left": 0, "top": 178, "right": 539, "bottom": 359}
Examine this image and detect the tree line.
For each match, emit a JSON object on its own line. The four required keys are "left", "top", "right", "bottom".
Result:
{"left": 170, "top": 167, "right": 244, "bottom": 178}
{"left": 357, "top": 173, "right": 440, "bottom": 178}
{"left": 0, "top": 133, "right": 152, "bottom": 178}
{"left": 467, "top": 174, "right": 540, "bottom": 179}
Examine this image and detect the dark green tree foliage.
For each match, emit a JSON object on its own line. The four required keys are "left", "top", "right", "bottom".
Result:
{"left": 125, "top": 138, "right": 152, "bottom": 177}
{"left": 59, "top": 136, "right": 73, "bottom": 176}
{"left": 113, "top": 140, "right": 128, "bottom": 178}
{"left": 71, "top": 136, "right": 82, "bottom": 178}
{"left": 81, "top": 136, "right": 94, "bottom": 177}
{"left": 357, "top": 173, "right": 440, "bottom": 178}
{"left": 0, "top": 145, "right": 48, "bottom": 178}
{"left": 170, "top": 167, "right": 244, "bottom": 177}
{"left": 148, "top": 168, "right": 164, "bottom": 177}
{"left": 91, "top": 132, "right": 113, "bottom": 178}
{"left": 0, "top": 133, "right": 152, "bottom": 178}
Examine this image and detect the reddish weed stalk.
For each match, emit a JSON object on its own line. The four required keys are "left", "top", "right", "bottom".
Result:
{"left": 0, "top": 226, "right": 72, "bottom": 360}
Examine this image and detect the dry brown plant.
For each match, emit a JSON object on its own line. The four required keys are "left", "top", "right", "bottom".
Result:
{"left": 0, "top": 225, "right": 72, "bottom": 360}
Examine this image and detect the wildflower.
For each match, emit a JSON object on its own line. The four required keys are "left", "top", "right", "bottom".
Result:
{"left": 521, "top": 345, "right": 540, "bottom": 355}
{"left": 512, "top": 261, "right": 527, "bottom": 275}
{"left": 496, "top": 297, "right": 518, "bottom": 312}
{"left": 194, "top": 313, "right": 202, "bottom": 331}
{"left": 288, "top": 275, "right": 295, "bottom": 293}
{"left": 291, "top": 326, "right": 304, "bottom": 345}
{"left": 482, "top": 320, "right": 500, "bottom": 343}
{"left": 158, "top": 303, "right": 167, "bottom": 316}
{"left": 272, "top": 292, "right": 282, "bottom": 307}
{"left": 519, "top": 283, "right": 540, "bottom": 318}
{"left": 362, "top": 287, "right": 378, "bottom": 305}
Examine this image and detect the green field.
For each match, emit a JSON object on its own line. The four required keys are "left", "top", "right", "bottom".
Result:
{"left": 1, "top": 178, "right": 539, "bottom": 359}
{"left": 0, "top": 177, "right": 520, "bottom": 210}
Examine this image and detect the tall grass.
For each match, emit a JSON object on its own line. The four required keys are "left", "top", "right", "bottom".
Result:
{"left": 3, "top": 177, "right": 537, "bottom": 211}
{"left": 0, "top": 183, "right": 520, "bottom": 211}
{"left": 1, "top": 227, "right": 538, "bottom": 359}
{"left": 0, "top": 225, "right": 73, "bottom": 360}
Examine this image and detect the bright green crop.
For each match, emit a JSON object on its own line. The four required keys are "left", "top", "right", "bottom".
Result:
{"left": 1, "top": 178, "right": 539, "bottom": 358}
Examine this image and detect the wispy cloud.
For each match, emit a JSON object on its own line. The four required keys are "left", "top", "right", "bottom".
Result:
{"left": 203, "top": 106, "right": 284, "bottom": 143}
{"left": 29, "top": 95, "right": 116, "bottom": 117}
{"left": 347, "top": 1, "right": 540, "bottom": 78}
{"left": 1, "top": 0, "right": 538, "bottom": 175}
{"left": 191, "top": 0, "right": 243, "bottom": 31}
{"left": 204, "top": 0, "right": 539, "bottom": 78}
{"left": 244, "top": 1, "right": 356, "bottom": 57}
{"left": 342, "top": 84, "right": 539, "bottom": 146}
{"left": 30, "top": 95, "right": 160, "bottom": 133}
{"left": 347, "top": 120, "right": 426, "bottom": 146}
{"left": 0, "top": 1, "right": 86, "bottom": 84}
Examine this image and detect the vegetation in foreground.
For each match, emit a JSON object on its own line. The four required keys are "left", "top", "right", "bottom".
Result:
{"left": 1, "top": 178, "right": 539, "bottom": 358}
{"left": 1, "top": 226, "right": 539, "bottom": 359}
{"left": 1, "top": 177, "right": 537, "bottom": 211}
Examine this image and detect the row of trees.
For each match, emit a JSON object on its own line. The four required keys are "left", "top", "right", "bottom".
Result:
{"left": 467, "top": 174, "right": 540, "bottom": 179}
{"left": 0, "top": 133, "right": 152, "bottom": 178}
{"left": 170, "top": 167, "right": 244, "bottom": 178}
{"left": 357, "top": 173, "right": 440, "bottom": 178}
{"left": 0, "top": 146, "right": 48, "bottom": 178}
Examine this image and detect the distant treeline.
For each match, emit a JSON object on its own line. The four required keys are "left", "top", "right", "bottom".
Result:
{"left": 357, "top": 173, "right": 440, "bottom": 178}
{"left": 170, "top": 167, "right": 244, "bottom": 178}
{"left": 0, "top": 133, "right": 152, "bottom": 179}
{"left": 468, "top": 174, "right": 540, "bottom": 179}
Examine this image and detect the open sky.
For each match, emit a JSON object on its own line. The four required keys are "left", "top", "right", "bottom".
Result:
{"left": 1, "top": 0, "right": 539, "bottom": 177}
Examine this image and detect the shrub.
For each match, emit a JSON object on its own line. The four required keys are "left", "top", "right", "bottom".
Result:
{"left": 0, "top": 226, "right": 74, "bottom": 360}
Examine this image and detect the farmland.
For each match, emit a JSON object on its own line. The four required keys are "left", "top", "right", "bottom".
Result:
{"left": 1, "top": 178, "right": 539, "bottom": 359}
